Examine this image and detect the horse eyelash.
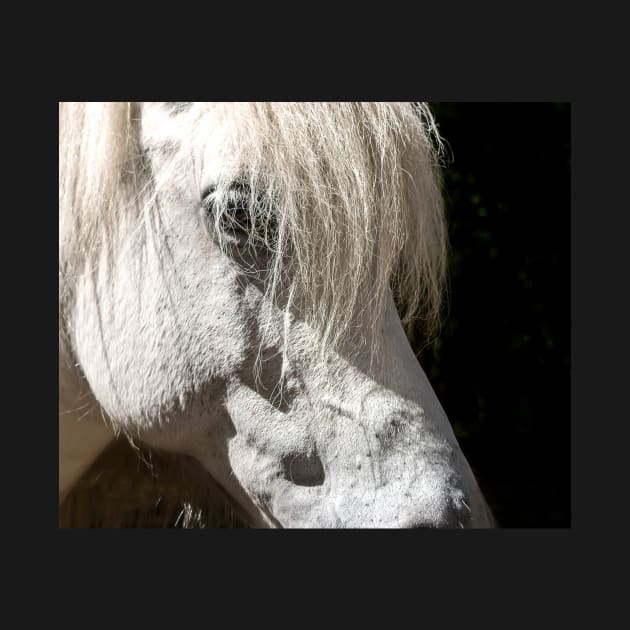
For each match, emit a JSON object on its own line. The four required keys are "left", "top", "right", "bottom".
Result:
{"left": 202, "top": 187, "right": 276, "bottom": 235}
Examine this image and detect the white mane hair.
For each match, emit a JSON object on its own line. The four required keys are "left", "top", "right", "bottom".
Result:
{"left": 59, "top": 102, "right": 447, "bottom": 356}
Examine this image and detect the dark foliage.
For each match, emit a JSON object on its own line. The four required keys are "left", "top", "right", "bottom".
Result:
{"left": 416, "top": 103, "right": 570, "bottom": 527}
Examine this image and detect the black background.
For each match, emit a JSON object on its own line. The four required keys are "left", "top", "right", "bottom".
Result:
{"left": 414, "top": 103, "right": 571, "bottom": 527}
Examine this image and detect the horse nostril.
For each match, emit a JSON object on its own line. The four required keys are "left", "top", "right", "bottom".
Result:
{"left": 282, "top": 452, "right": 325, "bottom": 487}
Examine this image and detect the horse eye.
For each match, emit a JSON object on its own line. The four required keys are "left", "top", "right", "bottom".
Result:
{"left": 202, "top": 188, "right": 251, "bottom": 235}
{"left": 202, "top": 184, "right": 276, "bottom": 245}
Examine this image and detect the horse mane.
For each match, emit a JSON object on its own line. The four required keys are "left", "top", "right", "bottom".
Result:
{"left": 59, "top": 102, "right": 447, "bottom": 354}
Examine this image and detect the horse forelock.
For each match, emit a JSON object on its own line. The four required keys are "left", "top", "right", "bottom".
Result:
{"left": 59, "top": 102, "right": 447, "bottom": 354}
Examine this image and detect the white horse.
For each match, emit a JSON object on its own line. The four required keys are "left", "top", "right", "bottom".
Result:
{"left": 59, "top": 102, "right": 494, "bottom": 528}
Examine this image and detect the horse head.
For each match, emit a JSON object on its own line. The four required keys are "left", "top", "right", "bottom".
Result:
{"left": 59, "top": 102, "right": 493, "bottom": 527}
